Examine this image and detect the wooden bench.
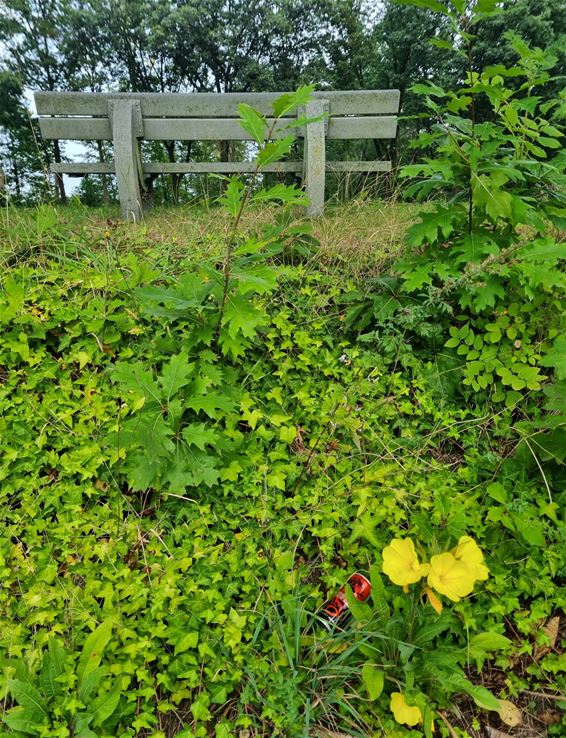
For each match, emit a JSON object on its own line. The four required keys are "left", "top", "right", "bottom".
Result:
{"left": 34, "top": 90, "right": 400, "bottom": 221}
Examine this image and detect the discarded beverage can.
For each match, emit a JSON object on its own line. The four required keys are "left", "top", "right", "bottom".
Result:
{"left": 321, "top": 572, "right": 371, "bottom": 629}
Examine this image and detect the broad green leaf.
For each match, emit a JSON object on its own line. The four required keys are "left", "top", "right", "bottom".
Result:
{"left": 238, "top": 103, "right": 267, "bottom": 144}
{"left": 468, "top": 632, "right": 512, "bottom": 656}
{"left": 74, "top": 713, "right": 98, "bottom": 738}
{"left": 3, "top": 706, "right": 45, "bottom": 734}
{"left": 7, "top": 680, "right": 47, "bottom": 719}
{"left": 77, "top": 620, "right": 114, "bottom": 687}
{"left": 232, "top": 265, "right": 278, "bottom": 295}
{"left": 251, "top": 183, "right": 308, "bottom": 206}
{"left": 78, "top": 666, "right": 105, "bottom": 703}
{"left": 362, "top": 663, "right": 384, "bottom": 701}
{"left": 90, "top": 680, "right": 122, "bottom": 727}
{"left": 540, "top": 337, "right": 566, "bottom": 380}
{"left": 39, "top": 639, "right": 67, "bottom": 700}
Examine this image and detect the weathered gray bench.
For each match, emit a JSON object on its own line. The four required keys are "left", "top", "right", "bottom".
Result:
{"left": 34, "top": 90, "right": 400, "bottom": 221}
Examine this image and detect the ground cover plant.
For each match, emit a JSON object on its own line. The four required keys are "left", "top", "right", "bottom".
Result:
{"left": 1, "top": 22, "right": 565, "bottom": 738}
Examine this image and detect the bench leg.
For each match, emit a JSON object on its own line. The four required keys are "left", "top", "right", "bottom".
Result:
{"left": 303, "top": 100, "right": 326, "bottom": 218}
{"left": 111, "top": 100, "right": 143, "bottom": 222}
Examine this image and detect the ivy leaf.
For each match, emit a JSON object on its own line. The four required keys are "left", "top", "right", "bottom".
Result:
{"left": 238, "top": 103, "right": 267, "bottom": 145}
{"left": 540, "top": 337, "right": 566, "bottom": 380}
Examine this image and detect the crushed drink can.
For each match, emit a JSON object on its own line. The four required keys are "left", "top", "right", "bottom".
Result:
{"left": 321, "top": 572, "right": 371, "bottom": 629}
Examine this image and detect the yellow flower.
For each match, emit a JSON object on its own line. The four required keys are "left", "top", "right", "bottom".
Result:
{"left": 382, "top": 539, "right": 430, "bottom": 587}
{"left": 390, "top": 692, "right": 422, "bottom": 726}
{"left": 452, "top": 536, "right": 489, "bottom": 582}
{"left": 423, "top": 585, "right": 443, "bottom": 615}
{"left": 427, "top": 552, "right": 476, "bottom": 601}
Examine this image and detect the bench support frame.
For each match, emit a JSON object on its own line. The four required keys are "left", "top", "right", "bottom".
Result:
{"left": 110, "top": 100, "right": 144, "bottom": 222}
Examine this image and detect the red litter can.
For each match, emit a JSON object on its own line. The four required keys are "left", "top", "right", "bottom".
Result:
{"left": 321, "top": 572, "right": 371, "bottom": 628}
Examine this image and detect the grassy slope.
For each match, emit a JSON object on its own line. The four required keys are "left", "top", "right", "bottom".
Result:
{"left": 0, "top": 202, "right": 563, "bottom": 738}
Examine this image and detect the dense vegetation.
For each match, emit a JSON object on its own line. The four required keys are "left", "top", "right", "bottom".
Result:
{"left": 1, "top": 1, "right": 565, "bottom": 737}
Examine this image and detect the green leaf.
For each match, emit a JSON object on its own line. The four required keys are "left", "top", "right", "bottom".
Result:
{"left": 540, "top": 337, "right": 566, "bottom": 380}
{"left": 3, "top": 706, "right": 45, "bottom": 735}
{"left": 256, "top": 136, "right": 294, "bottom": 167}
{"left": 182, "top": 423, "right": 219, "bottom": 450}
{"left": 158, "top": 353, "right": 194, "bottom": 400}
{"left": 251, "top": 183, "right": 308, "bottom": 206}
{"left": 219, "top": 177, "right": 245, "bottom": 217}
{"left": 174, "top": 631, "right": 199, "bottom": 655}
{"left": 222, "top": 293, "right": 266, "bottom": 339}
{"left": 184, "top": 392, "right": 234, "bottom": 419}
{"left": 238, "top": 103, "right": 267, "bottom": 145}
{"left": 39, "top": 639, "right": 68, "bottom": 700}
{"left": 90, "top": 680, "right": 122, "bottom": 727}
{"left": 77, "top": 620, "right": 114, "bottom": 688}
{"left": 272, "top": 85, "right": 315, "bottom": 117}
{"left": 345, "top": 584, "right": 372, "bottom": 623}
{"left": 362, "top": 663, "right": 384, "bottom": 701}
{"left": 232, "top": 265, "right": 278, "bottom": 295}
{"left": 7, "top": 680, "right": 48, "bottom": 719}
{"left": 78, "top": 666, "right": 105, "bottom": 703}
{"left": 468, "top": 632, "right": 512, "bottom": 657}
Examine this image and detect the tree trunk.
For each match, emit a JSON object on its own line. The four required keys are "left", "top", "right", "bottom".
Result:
{"left": 53, "top": 140, "right": 67, "bottom": 204}
{"left": 165, "top": 141, "right": 181, "bottom": 203}
{"left": 97, "top": 140, "right": 109, "bottom": 206}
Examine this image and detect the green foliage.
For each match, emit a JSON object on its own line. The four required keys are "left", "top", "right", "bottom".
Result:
{"left": 3, "top": 622, "right": 122, "bottom": 736}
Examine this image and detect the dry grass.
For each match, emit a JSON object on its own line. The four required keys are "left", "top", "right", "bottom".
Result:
{"left": 0, "top": 200, "right": 422, "bottom": 278}
{"left": 142, "top": 199, "right": 421, "bottom": 276}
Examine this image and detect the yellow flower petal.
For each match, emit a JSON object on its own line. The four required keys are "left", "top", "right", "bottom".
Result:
{"left": 382, "top": 539, "right": 430, "bottom": 587}
{"left": 390, "top": 692, "right": 422, "bottom": 726}
{"left": 452, "top": 536, "right": 489, "bottom": 581}
{"left": 423, "top": 585, "right": 443, "bottom": 615}
{"left": 427, "top": 552, "right": 476, "bottom": 601}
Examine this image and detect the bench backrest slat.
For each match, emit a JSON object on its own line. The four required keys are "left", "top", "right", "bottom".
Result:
{"left": 34, "top": 90, "right": 400, "bottom": 118}
{"left": 38, "top": 115, "right": 398, "bottom": 142}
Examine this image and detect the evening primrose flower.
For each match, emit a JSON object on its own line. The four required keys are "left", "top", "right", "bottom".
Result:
{"left": 390, "top": 692, "right": 422, "bottom": 726}
{"left": 452, "top": 536, "right": 489, "bottom": 582}
{"left": 382, "top": 539, "right": 430, "bottom": 588}
{"left": 427, "top": 552, "right": 476, "bottom": 601}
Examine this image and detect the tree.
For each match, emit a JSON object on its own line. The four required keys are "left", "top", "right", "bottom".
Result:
{"left": 0, "top": 71, "right": 50, "bottom": 202}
